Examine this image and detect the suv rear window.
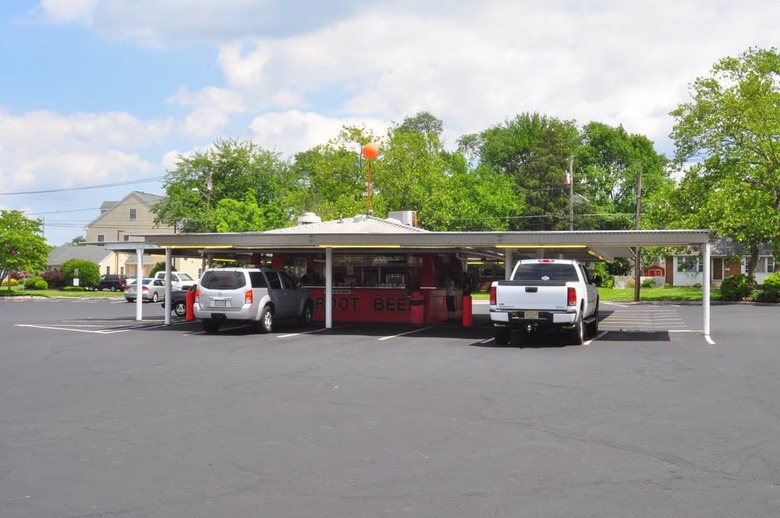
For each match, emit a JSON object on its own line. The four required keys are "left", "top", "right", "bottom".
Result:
{"left": 200, "top": 271, "right": 248, "bottom": 290}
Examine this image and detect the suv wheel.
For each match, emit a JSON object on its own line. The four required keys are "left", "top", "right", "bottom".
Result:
{"left": 299, "top": 301, "right": 313, "bottom": 325}
{"left": 202, "top": 319, "right": 220, "bottom": 334}
{"left": 258, "top": 306, "right": 274, "bottom": 333}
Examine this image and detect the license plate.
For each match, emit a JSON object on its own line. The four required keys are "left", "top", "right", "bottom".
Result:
{"left": 214, "top": 299, "right": 227, "bottom": 307}
{"left": 524, "top": 311, "right": 539, "bottom": 319}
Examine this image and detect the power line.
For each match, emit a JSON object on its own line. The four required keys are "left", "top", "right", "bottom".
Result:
{"left": 0, "top": 177, "right": 164, "bottom": 196}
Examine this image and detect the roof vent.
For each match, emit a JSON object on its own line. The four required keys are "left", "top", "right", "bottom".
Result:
{"left": 297, "top": 212, "right": 322, "bottom": 225}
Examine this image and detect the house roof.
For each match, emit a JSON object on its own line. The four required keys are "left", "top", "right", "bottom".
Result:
{"left": 86, "top": 191, "right": 165, "bottom": 228}
{"left": 48, "top": 245, "right": 114, "bottom": 267}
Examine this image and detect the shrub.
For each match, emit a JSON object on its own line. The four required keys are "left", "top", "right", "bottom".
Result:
{"left": 761, "top": 272, "right": 780, "bottom": 294}
{"left": 23, "top": 276, "right": 48, "bottom": 290}
{"left": 62, "top": 286, "right": 85, "bottom": 292}
{"left": 39, "top": 270, "right": 66, "bottom": 289}
{"left": 751, "top": 290, "right": 778, "bottom": 303}
{"left": 61, "top": 259, "right": 100, "bottom": 289}
{"left": 641, "top": 278, "right": 655, "bottom": 288}
{"left": 720, "top": 273, "right": 754, "bottom": 301}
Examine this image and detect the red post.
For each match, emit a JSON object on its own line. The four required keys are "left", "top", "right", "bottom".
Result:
{"left": 185, "top": 289, "right": 196, "bottom": 321}
{"left": 462, "top": 293, "right": 473, "bottom": 327}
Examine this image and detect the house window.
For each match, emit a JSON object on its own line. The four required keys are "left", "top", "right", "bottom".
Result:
{"left": 758, "top": 257, "right": 775, "bottom": 273}
{"left": 676, "top": 257, "right": 701, "bottom": 273}
{"left": 124, "top": 235, "right": 130, "bottom": 242}
{"left": 97, "top": 234, "right": 105, "bottom": 242}
{"left": 129, "top": 208, "right": 137, "bottom": 220}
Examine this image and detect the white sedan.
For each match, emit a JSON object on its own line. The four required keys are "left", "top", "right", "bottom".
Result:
{"left": 124, "top": 278, "right": 167, "bottom": 303}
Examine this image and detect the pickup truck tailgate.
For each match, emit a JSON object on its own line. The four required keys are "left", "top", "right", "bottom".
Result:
{"left": 493, "top": 280, "right": 570, "bottom": 311}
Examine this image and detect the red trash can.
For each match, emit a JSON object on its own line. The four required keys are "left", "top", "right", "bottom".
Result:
{"left": 185, "top": 288, "right": 196, "bottom": 321}
{"left": 462, "top": 293, "right": 473, "bottom": 327}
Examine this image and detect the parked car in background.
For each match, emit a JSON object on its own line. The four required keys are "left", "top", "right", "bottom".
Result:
{"left": 124, "top": 278, "right": 167, "bottom": 303}
{"left": 162, "top": 286, "right": 193, "bottom": 317}
{"left": 194, "top": 267, "right": 313, "bottom": 333}
{"left": 98, "top": 274, "right": 126, "bottom": 291}
{"left": 153, "top": 271, "right": 198, "bottom": 291}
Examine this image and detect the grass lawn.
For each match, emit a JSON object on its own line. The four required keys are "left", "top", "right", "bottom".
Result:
{"left": 0, "top": 288, "right": 125, "bottom": 299}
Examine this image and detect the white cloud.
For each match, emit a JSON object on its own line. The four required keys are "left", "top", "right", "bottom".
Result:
{"left": 0, "top": 110, "right": 172, "bottom": 193}
{"left": 248, "top": 111, "right": 388, "bottom": 157}
{"left": 40, "top": 0, "right": 97, "bottom": 24}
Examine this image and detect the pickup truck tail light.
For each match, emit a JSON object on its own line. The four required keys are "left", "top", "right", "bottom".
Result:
{"left": 244, "top": 290, "right": 254, "bottom": 305}
{"left": 489, "top": 286, "right": 497, "bottom": 305}
{"left": 567, "top": 287, "right": 577, "bottom": 306}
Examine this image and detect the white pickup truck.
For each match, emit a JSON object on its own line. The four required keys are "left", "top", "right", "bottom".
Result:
{"left": 153, "top": 271, "right": 198, "bottom": 291}
{"left": 489, "top": 259, "right": 599, "bottom": 345}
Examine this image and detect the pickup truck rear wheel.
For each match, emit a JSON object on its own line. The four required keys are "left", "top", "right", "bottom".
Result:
{"left": 494, "top": 327, "right": 511, "bottom": 345}
{"left": 586, "top": 303, "right": 599, "bottom": 337}
{"left": 571, "top": 314, "right": 585, "bottom": 345}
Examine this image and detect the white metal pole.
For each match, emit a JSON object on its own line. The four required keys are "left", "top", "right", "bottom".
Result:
{"left": 325, "top": 248, "right": 333, "bottom": 329}
{"left": 703, "top": 242, "right": 711, "bottom": 339}
{"left": 164, "top": 248, "right": 172, "bottom": 326}
{"left": 504, "top": 249, "right": 513, "bottom": 280}
{"left": 136, "top": 247, "right": 144, "bottom": 321}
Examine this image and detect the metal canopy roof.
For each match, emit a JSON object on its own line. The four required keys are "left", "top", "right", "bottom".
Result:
{"left": 138, "top": 228, "right": 714, "bottom": 263}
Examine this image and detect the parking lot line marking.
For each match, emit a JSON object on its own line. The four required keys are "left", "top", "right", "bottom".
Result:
{"left": 278, "top": 327, "right": 328, "bottom": 338}
{"left": 378, "top": 326, "right": 434, "bottom": 341}
{"left": 15, "top": 324, "right": 130, "bottom": 335}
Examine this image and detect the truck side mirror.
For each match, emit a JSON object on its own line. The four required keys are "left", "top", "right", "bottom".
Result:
{"left": 591, "top": 275, "right": 603, "bottom": 286}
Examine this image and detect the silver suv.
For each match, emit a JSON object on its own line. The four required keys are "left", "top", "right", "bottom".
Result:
{"left": 194, "top": 268, "right": 313, "bottom": 334}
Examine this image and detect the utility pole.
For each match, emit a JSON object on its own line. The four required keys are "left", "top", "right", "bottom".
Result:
{"left": 568, "top": 158, "right": 574, "bottom": 231}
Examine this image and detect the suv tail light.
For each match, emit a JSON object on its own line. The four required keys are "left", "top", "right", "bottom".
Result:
{"left": 567, "top": 287, "right": 577, "bottom": 306}
{"left": 244, "top": 290, "right": 254, "bottom": 305}
{"left": 194, "top": 288, "right": 200, "bottom": 303}
{"left": 489, "top": 286, "right": 497, "bottom": 305}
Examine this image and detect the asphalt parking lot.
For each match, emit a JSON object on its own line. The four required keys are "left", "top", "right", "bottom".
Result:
{"left": 1, "top": 298, "right": 779, "bottom": 517}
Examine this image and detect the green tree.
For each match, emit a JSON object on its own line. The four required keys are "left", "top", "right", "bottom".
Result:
{"left": 68, "top": 235, "right": 87, "bottom": 246}
{"left": 373, "top": 115, "right": 449, "bottom": 222}
{"left": 0, "top": 210, "right": 51, "bottom": 289}
{"left": 667, "top": 47, "right": 780, "bottom": 272}
{"left": 153, "top": 138, "right": 295, "bottom": 232}
{"left": 577, "top": 122, "right": 671, "bottom": 229}
{"left": 288, "top": 126, "right": 379, "bottom": 221}
{"left": 61, "top": 259, "right": 100, "bottom": 290}
{"left": 462, "top": 113, "right": 580, "bottom": 230}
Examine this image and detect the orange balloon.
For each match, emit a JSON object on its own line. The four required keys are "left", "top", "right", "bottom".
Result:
{"left": 361, "top": 143, "right": 379, "bottom": 160}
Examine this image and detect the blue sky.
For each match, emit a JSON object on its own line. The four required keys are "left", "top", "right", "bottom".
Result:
{"left": 1, "top": 0, "right": 778, "bottom": 245}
